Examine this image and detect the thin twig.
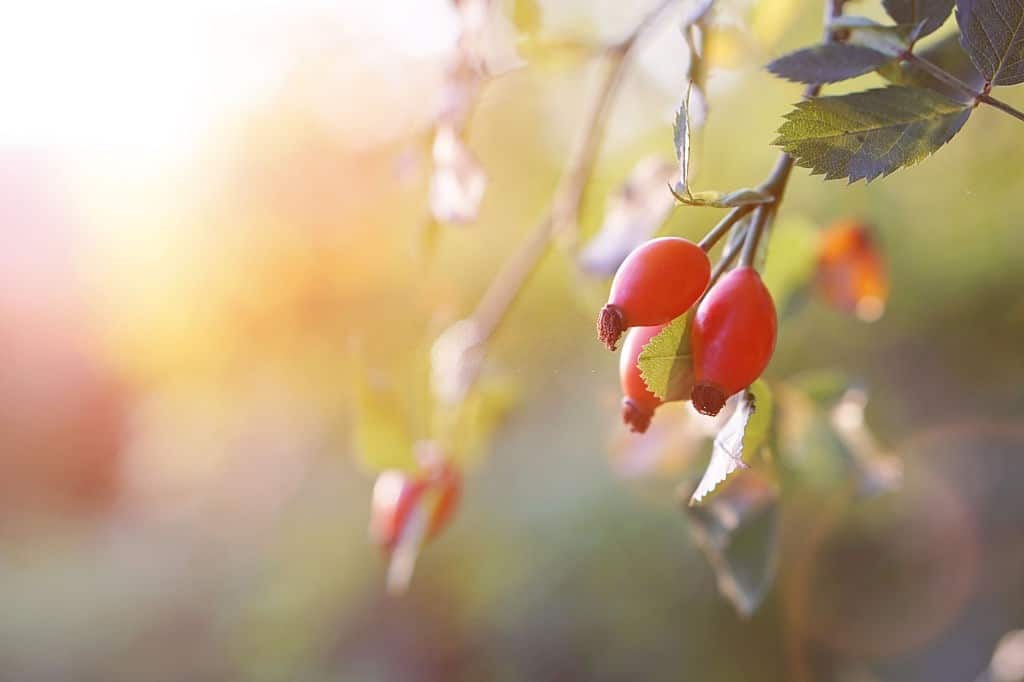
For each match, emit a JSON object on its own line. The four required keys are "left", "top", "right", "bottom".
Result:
{"left": 904, "top": 53, "right": 1024, "bottom": 124}
{"left": 697, "top": 204, "right": 756, "bottom": 251}
{"left": 712, "top": 0, "right": 842, "bottom": 278}
{"left": 977, "top": 93, "right": 1024, "bottom": 122}
{"left": 464, "top": 0, "right": 680, "bottom": 378}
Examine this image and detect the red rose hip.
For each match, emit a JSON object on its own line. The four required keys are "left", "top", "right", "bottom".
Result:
{"left": 370, "top": 461, "right": 461, "bottom": 551}
{"left": 690, "top": 266, "right": 777, "bottom": 416}
{"left": 598, "top": 237, "right": 711, "bottom": 350}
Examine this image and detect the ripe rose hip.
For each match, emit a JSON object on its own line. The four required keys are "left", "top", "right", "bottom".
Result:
{"left": 370, "top": 461, "right": 461, "bottom": 552}
{"left": 619, "top": 324, "right": 691, "bottom": 433}
{"left": 598, "top": 237, "right": 711, "bottom": 350}
{"left": 690, "top": 266, "right": 777, "bottom": 416}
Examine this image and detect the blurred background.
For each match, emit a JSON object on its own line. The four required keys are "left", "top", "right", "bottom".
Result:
{"left": 2, "top": 0, "right": 1024, "bottom": 680}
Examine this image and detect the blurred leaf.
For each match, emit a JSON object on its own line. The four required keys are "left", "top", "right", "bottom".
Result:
{"left": 828, "top": 388, "right": 903, "bottom": 497}
{"left": 775, "top": 383, "right": 848, "bottom": 488}
{"left": 637, "top": 312, "right": 694, "bottom": 402}
{"left": 762, "top": 215, "right": 818, "bottom": 314}
{"left": 879, "top": 32, "right": 983, "bottom": 101}
{"left": 685, "top": 468, "right": 780, "bottom": 617}
{"left": 674, "top": 187, "right": 774, "bottom": 208}
{"left": 577, "top": 157, "right": 677, "bottom": 277}
{"left": 882, "top": 0, "right": 955, "bottom": 37}
{"left": 353, "top": 365, "right": 416, "bottom": 473}
{"left": 691, "top": 383, "right": 772, "bottom": 505}
{"left": 787, "top": 369, "right": 851, "bottom": 405}
{"left": 429, "top": 126, "right": 487, "bottom": 225}
{"left": 767, "top": 44, "right": 893, "bottom": 84}
{"left": 829, "top": 16, "right": 925, "bottom": 55}
{"left": 956, "top": 0, "right": 1024, "bottom": 85}
{"left": 751, "top": 0, "right": 804, "bottom": 47}
{"left": 774, "top": 86, "right": 971, "bottom": 183}
{"left": 510, "top": 0, "right": 542, "bottom": 36}
{"left": 775, "top": 378, "right": 901, "bottom": 497}
{"left": 436, "top": 375, "right": 521, "bottom": 467}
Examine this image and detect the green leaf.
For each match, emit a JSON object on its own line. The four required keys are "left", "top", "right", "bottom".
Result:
{"left": 673, "top": 187, "right": 774, "bottom": 208}
{"left": 956, "top": 0, "right": 1024, "bottom": 85}
{"left": 883, "top": 0, "right": 955, "bottom": 37}
{"left": 878, "top": 32, "right": 984, "bottom": 101}
{"left": 637, "top": 312, "right": 695, "bottom": 402}
{"left": 774, "top": 86, "right": 972, "bottom": 183}
{"left": 767, "top": 43, "right": 893, "bottom": 84}
{"left": 686, "top": 468, "right": 780, "bottom": 618}
{"left": 829, "top": 17, "right": 925, "bottom": 56}
{"left": 690, "top": 382, "right": 773, "bottom": 505}
{"left": 352, "top": 365, "right": 416, "bottom": 473}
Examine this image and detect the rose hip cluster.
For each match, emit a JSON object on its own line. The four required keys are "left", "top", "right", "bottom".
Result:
{"left": 598, "top": 236, "right": 777, "bottom": 432}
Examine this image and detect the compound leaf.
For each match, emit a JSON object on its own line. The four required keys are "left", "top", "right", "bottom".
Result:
{"left": 774, "top": 86, "right": 971, "bottom": 183}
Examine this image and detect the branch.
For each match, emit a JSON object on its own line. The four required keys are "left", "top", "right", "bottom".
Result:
{"left": 712, "top": 0, "right": 843, "bottom": 276}
{"left": 458, "top": 0, "right": 680, "bottom": 391}
{"left": 903, "top": 53, "right": 1024, "bottom": 124}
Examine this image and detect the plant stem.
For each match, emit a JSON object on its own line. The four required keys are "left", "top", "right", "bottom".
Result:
{"left": 903, "top": 53, "right": 978, "bottom": 97}
{"left": 740, "top": 206, "right": 768, "bottom": 268}
{"left": 977, "top": 93, "right": 1024, "bottom": 122}
{"left": 460, "top": 0, "right": 679, "bottom": 387}
{"left": 905, "top": 53, "right": 1024, "bottom": 124}
{"left": 707, "top": 221, "right": 749, "bottom": 288}
{"left": 697, "top": 204, "right": 756, "bottom": 251}
{"left": 710, "top": 0, "right": 841, "bottom": 278}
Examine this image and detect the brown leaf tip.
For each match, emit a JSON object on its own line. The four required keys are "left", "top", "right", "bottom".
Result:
{"left": 621, "top": 398, "right": 653, "bottom": 433}
{"left": 691, "top": 382, "right": 727, "bottom": 416}
{"left": 598, "top": 304, "right": 625, "bottom": 351}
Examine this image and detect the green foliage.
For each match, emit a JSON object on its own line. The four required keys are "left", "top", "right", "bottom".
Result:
{"left": 690, "top": 381, "right": 773, "bottom": 504}
{"left": 956, "top": 0, "right": 1024, "bottom": 85}
{"left": 637, "top": 312, "right": 694, "bottom": 402}
{"left": 434, "top": 376, "right": 520, "bottom": 467}
{"left": 767, "top": 43, "right": 893, "bottom": 84}
{"left": 878, "top": 32, "right": 984, "bottom": 100}
{"left": 774, "top": 86, "right": 972, "bottom": 182}
{"left": 685, "top": 469, "right": 780, "bottom": 618}
{"left": 352, "top": 365, "right": 416, "bottom": 473}
{"left": 883, "top": 0, "right": 955, "bottom": 37}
